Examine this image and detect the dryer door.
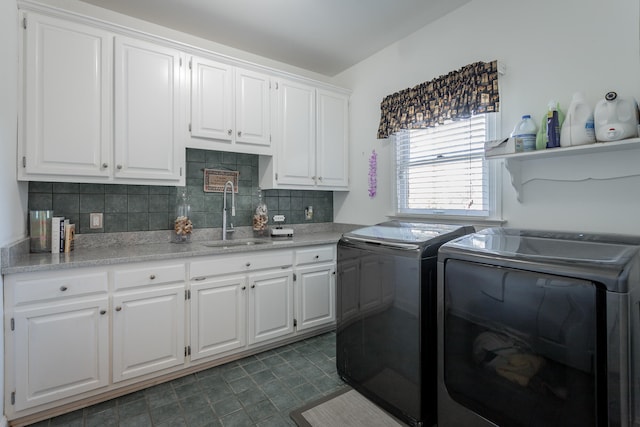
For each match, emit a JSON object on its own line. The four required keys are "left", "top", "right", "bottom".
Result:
{"left": 442, "top": 259, "right": 605, "bottom": 427}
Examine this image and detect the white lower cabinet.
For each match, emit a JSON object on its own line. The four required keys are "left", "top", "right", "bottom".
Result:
{"left": 295, "top": 263, "right": 335, "bottom": 331}
{"left": 111, "top": 261, "right": 186, "bottom": 382}
{"left": 294, "top": 245, "right": 336, "bottom": 331}
{"left": 13, "top": 297, "right": 109, "bottom": 411}
{"left": 189, "top": 250, "right": 294, "bottom": 363}
{"left": 112, "top": 284, "right": 185, "bottom": 382}
{"left": 5, "top": 268, "right": 110, "bottom": 412}
{"left": 4, "top": 244, "right": 336, "bottom": 421}
{"left": 190, "top": 275, "right": 246, "bottom": 361}
{"left": 248, "top": 269, "right": 294, "bottom": 344}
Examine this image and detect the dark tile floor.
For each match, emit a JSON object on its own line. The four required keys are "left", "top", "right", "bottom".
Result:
{"left": 29, "top": 331, "right": 343, "bottom": 427}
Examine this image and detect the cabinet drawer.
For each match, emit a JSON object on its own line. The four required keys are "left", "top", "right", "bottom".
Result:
{"left": 11, "top": 269, "right": 108, "bottom": 306}
{"left": 295, "top": 245, "right": 335, "bottom": 265}
{"left": 190, "top": 250, "right": 293, "bottom": 279}
{"left": 113, "top": 262, "right": 185, "bottom": 291}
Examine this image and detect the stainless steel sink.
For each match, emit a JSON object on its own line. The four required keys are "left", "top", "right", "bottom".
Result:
{"left": 199, "top": 239, "right": 270, "bottom": 248}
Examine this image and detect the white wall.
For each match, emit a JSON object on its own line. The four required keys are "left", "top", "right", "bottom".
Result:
{"left": 333, "top": 0, "right": 640, "bottom": 235}
{"left": 1, "top": 3, "right": 26, "bottom": 245}
{"left": 1, "top": 0, "right": 25, "bottom": 422}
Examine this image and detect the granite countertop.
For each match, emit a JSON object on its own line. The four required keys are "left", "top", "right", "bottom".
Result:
{"left": 1, "top": 224, "right": 356, "bottom": 275}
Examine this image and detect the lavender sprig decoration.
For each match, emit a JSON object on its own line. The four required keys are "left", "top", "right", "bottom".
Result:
{"left": 368, "top": 149, "right": 377, "bottom": 198}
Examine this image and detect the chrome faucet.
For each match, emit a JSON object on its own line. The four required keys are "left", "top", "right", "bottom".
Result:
{"left": 222, "top": 180, "right": 235, "bottom": 240}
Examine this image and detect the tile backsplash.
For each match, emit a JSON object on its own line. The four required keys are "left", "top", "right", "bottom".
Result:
{"left": 28, "top": 149, "right": 334, "bottom": 234}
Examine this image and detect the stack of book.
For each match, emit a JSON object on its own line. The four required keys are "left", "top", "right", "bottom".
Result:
{"left": 51, "top": 217, "right": 75, "bottom": 254}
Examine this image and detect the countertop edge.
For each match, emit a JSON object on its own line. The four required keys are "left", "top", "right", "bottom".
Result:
{"left": 2, "top": 234, "right": 345, "bottom": 275}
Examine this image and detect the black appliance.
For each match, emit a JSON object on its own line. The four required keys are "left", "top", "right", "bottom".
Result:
{"left": 437, "top": 228, "right": 640, "bottom": 427}
{"left": 336, "top": 221, "right": 475, "bottom": 426}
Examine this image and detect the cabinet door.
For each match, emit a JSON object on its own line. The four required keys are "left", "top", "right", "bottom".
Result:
{"left": 112, "top": 284, "right": 185, "bottom": 382}
{"left": 190, "top": 276, "right": 247, "bottom": 361}
{"left": 235, "top": 68, "right": 271, "bottom": 148}
{"left": 316, "top": 89, "right": 349, "bottom": 189}
{"left": 114, "top": 36, "right": 183, "bottom": 182}
{"left": 20, "top": 12, "right": 111, "bottom": 179}
{"left": 248, "top": 269, "right": 294, "bottom": 345}
{"left": 13, "top": 297, "right": 109, "bottom": 411}
{"left": 296, "top": 263, "right": 336, "bottom": 331}
{"left": 274, "top": 79, "right": 316, "bottom": 186}
{"left": 190, "top": 57, "right": 233, "bottom": 141}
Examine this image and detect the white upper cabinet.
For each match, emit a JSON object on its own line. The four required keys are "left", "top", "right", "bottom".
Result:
{"left": 190, "top": 57, "right": 233, "bottom": 141}
{"left": 259, "top": 79, "right": 349, "bottom": 190}
{"left": 235, "top": 68, "right": 271, "bottom": 148}
{"left": 272, "top": 79, "right": 317, "bottom": 187}
{"left": 18, "top": 12, "right": 185, "bottom": 185}
{"left": 189, "top": 56, "right": 271, "bottom": 154}
{"left": 316, "top": 89, "right": 349, "bottom": 189}
{"left": 19, "top": 12, "right": 112, "bottom": 180}
{"left": 114, "top": 36, "right": 184, "bottom": 182}
{"left": 17, "top": 5, "right": 349, "bottom": 188}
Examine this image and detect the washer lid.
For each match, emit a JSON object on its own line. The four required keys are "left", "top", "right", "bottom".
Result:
{"left": 440, "top": 227, "right": 640, "bottom": 292}
{"left": 347, "top": 221, "right": 468, "bottom": 243}
{"left": 451, "top": 227, "right": 640, "bottom": 262}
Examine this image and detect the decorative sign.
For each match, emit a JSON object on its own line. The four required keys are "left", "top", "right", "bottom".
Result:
{"left": 203, "top": 169, "right": 239, "bottom": 193}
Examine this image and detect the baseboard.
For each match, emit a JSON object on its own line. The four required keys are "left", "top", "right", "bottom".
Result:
{"left": 0, "top": 415, "right": 9, "bottom": 427}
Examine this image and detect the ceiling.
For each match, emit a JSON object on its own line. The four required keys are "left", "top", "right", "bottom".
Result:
{"left": 79, "top": 0, "right": 471, "bottom": 76}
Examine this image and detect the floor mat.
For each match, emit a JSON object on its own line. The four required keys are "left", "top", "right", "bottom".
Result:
{"left": 290, "top": 386, "right": 406, "bottom": 426}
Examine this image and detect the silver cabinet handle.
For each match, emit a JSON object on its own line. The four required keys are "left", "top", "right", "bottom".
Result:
{"left": 318, "top": 177, "right": 323, "bottom": 181}
{"left": 314, "top": 255, "right": 319, "bottom": 259}
{"left": 102, "top": 163, "right": 108, "bottom": 168}
{"left": 60, "top": 286, "right": 68, "bottom": 291}
{"left": 241, "top": 286, "right": 246, "bottom": 290}
{"left": 237, "top": 131, "right": 242, "bottom": 137}
{"left": 245, "top": 262, "right": 251, "bottom": 267}
{"left": 251, "top": 284, "right": 255, "bottom": 289}
{"left": 228, "top": 129, "right": 233, "bottom": 136}
{"left": 194, "top": 276, "right": 206, "bottom": 281}
{"left": 117, "top": 164, "right": 123, "bottom": 170}
{"left": 115, "top": 306, "right": 122, "bottom": 312}
{"left": 149, "top": 274, "right": 156, "bottom": 280}
{"left": 100, "top": 310, "right": 106, "bottom": 315}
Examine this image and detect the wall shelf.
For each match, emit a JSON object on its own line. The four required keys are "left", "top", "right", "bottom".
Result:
{"left": 488, "top": 137, "right": 640, "bottom": 201}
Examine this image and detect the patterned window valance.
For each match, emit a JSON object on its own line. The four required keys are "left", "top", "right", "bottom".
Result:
{"left": 377, "top": 60, "right": 500, "bottom": 139}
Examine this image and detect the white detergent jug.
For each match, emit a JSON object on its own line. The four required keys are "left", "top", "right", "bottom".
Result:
{"left": 594, "top": 91, "right": 639, "bottom": 142}
{"left": 560, "top": 92, "right": 595, "bottom": 147}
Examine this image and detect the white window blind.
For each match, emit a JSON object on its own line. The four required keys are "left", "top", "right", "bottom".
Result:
{"left": 395, "top": 114, "right": 493, "bottom": 217}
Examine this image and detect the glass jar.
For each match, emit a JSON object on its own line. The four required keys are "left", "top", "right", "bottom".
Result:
{"left": 252, "top": 188, "right": 268, "bottom": 237}
{"left": 173, "top": 188, "right": 192, "bottom": 243}
{"left": 29, "top": 210, "right": 54, "bottom": 252}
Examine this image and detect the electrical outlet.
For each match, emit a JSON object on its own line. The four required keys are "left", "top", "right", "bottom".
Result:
{"left": 90, "top": 212, "right": 103, "bottom": 229}
{"left": 273, "top": 214, "right": 285, "bottom": 222}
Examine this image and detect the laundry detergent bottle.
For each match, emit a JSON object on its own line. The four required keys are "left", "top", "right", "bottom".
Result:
{"left": 594, "top": 91, "right": 639, "bottom": 142}
{"left": 511, "top": 115, "right": 537, "bottom": 152}
{"left": 537, "top": 100, "right": 564, "bottom": 149}
{"left": 560, "top": 92, "right": 595, "bottom": 147}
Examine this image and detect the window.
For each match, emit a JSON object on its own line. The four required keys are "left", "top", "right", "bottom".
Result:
{"left": 395, "top": 113, "right": 499, "bottom": 218}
